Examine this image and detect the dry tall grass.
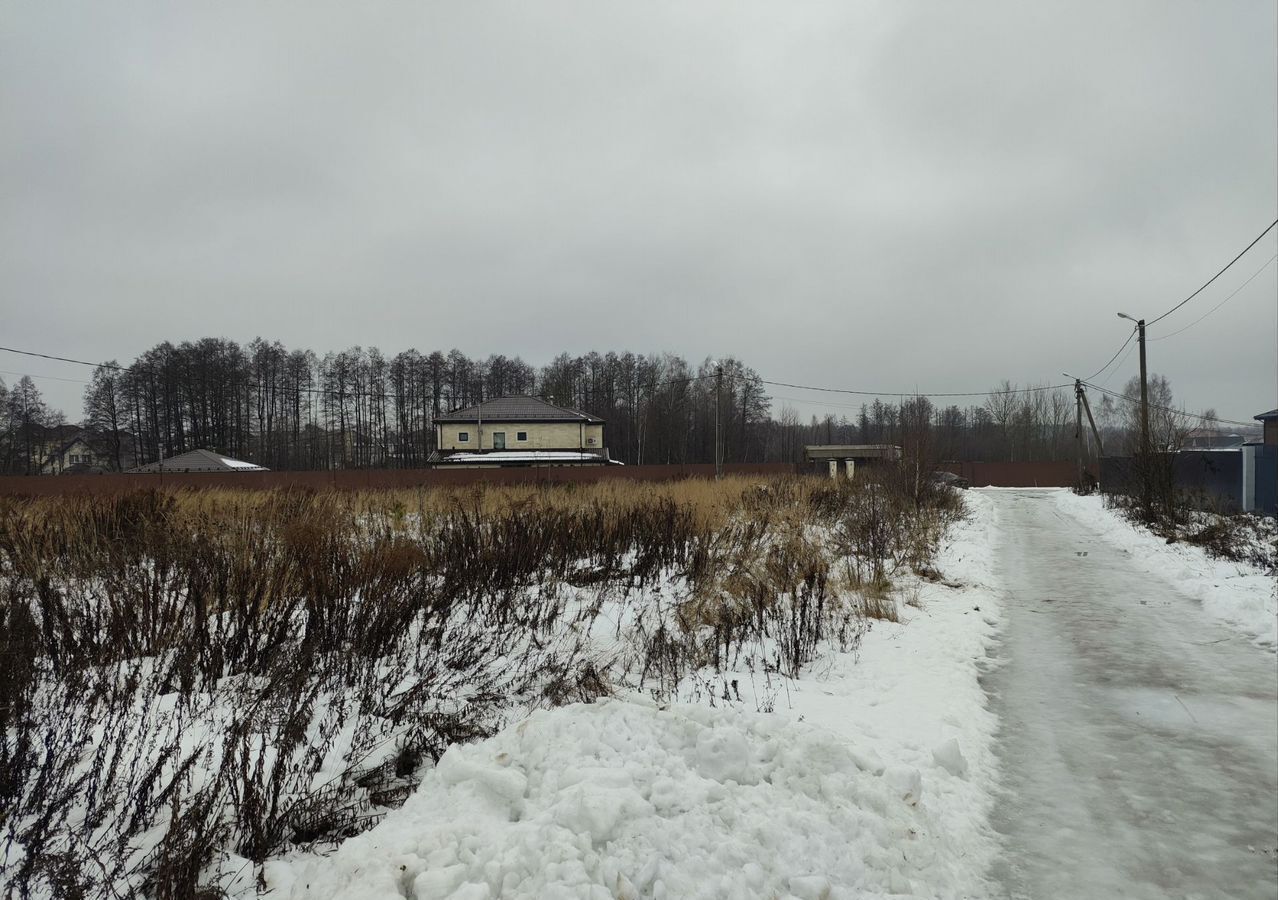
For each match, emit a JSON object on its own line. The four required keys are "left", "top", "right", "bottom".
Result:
{"left": 0, "top": 471, "right": 962, "bottom": 898}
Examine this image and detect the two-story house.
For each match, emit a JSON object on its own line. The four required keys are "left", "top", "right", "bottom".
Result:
{"left": 39, "top": 427, "right": 138, "bottom": 474}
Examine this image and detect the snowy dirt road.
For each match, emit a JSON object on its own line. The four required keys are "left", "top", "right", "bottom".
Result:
{"left": 983, "top": 490, "right": 1278, "bottom": 900}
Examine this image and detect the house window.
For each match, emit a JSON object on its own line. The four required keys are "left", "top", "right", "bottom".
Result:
{"left": 458, "top": 431, "right": 470, "bottom": 443}
{"left": 517, "top": 431, "right": 528, "bottom": 442}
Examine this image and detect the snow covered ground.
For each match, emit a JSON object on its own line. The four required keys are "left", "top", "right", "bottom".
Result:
{"left": 1052, "top": 490, "right": 1277, "bottom": 649}
{"left": 267, "top": 493, "right": 1006, "bottom": 899}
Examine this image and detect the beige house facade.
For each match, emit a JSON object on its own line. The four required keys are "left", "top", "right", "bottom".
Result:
{"left": 437, "top": 420, "right": 604, "bottom": 452}
{"left": 431, "top": 396, "right": 610, "bottom": 465}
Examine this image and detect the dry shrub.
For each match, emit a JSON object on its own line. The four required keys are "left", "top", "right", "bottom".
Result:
{"left": 0, "top": 472, "right": 958, "bottom": 897}
{"left": 858, "top": 583, "right": 900, "bottom": 622}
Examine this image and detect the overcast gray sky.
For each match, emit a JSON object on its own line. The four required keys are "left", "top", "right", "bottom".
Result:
{"left": 3, "top": 1, "right": 1275, "bottom": 422}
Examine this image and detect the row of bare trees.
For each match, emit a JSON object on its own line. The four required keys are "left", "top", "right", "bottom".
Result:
{"left": 44, "top": 342, "right": 775, "bottom": 469}
{"left": 2, "top": 344, "right": 1196, "bottom": 473}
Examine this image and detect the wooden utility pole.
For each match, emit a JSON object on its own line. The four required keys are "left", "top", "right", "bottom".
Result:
{"left": 1135, "top": 318, "right": 1149, "bottom": 456}
{"left": 1081, "top": 389, "right": 1104, "bottom": 458}
{"left": 1118, "top": 313, "right": 1151, "bottom": 506}
{"left": 715, "top": 364, "right": 724, "bottom": 479}
{"left": 1075, "top": 379, "right": 1085, "bottom": 491}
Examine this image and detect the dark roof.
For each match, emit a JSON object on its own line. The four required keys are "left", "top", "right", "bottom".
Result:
{"left": 434, "top": 396, "right": 604, "bottom": 424}
{"left": 1256, "top": 409, "right": 1278, "bottom": 421}
{"left": 128, "top": 449, "right": 268, "bottom": 473}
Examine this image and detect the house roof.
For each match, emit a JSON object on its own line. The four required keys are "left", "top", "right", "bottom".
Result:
{"left": 434, "top": 395, "right": 604, "bottom": 424}
{"left": 1256, "top": 409, "right": 1278, "bottom": 421}
{"left": 128, "top": 449, "right": 268, "bottom": 473}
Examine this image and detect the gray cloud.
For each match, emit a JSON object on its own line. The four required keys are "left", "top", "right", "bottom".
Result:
{"left": 2, "top": 0, "right": 1275, "bottom": 421}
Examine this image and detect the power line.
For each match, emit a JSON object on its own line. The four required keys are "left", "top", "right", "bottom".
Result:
{"left": 1098, "top": 336, "right": 1139, "bottom": 387}
{"left": 0, "top": 344, "right": 720, "bottom": 406}
{"left": 1148, "top": 254, "right": 1277, "bottom": 342}
{"left": 757, "top": 378, "right": 1072, "bottom": 399}
{"left": 1146, "top": 218, "right": 1278, "bottom": 326}
{"left": 771, "top": 394, "right": 875, "bottom": 412}
{"left": 0, "top": 344, "right": 1076, "bottom": 404}
{"left": 0, "top": 346, "right": 122, "bottom": 372}
{"left": 1, "top": 368, "right": 92, "bottom": 385}
{"left": 1080, "top": 380, "right": 1255, "bottom": 428}
{"left": 1083, "top": 327, "right": 1137, "bottom": 381}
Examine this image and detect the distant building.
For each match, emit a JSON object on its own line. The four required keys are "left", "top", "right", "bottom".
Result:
{"left": 38, "top": 426, "right": 138, "bottom": 474}
{"left": 430, "top": 396, "right": 615, "bottom": 467}
{"left": 1256, "top": 408, "right": 1278, "bottom": 447}
{"left": 1182, "top": 428, "right": 1247, "bottom": 450}
{"left": 803, "top": 444, "right": 901, "bottom": 478}
{"left": 127, "top": 449, "right": 268, "bottom": 473}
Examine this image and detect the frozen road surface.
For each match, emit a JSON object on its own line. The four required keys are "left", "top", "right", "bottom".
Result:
{"left": 983, "top": 490, "right": 1278, "bottom": 899}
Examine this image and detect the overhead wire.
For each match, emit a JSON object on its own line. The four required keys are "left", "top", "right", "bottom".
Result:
{"left": 1, "top": 344, "right": 1075, "bottom": 405}
{"left": 0, "top": 344, "right": 724, "bottom": 406}
{"left": 756, "top": 378, "right": 1072, "bottom": 399}
{"left": 1080, "top": 380, "right": 1254, "bottom": 428}
{"left": 1146, "top": 218, "right": 1277, "bottom": 326}
{"left": 1083, "top": 327, "right": 1137, "bottom": 382}
{"left": 1, "top": 368, "right": 91, "bottom": 385}
{"left": 1097, "top": 336, "right": 1139, "bottom": 388}
{"left": 1148, "top": 254, "right": 1277, "bottom": 342}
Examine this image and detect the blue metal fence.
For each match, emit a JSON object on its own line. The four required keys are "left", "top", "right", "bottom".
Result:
{"left": 1099, "top": 449, "right": 1275, "bottom": 517}
{"left": 1253, "top": 445, "right": 1277, "bottom": 517}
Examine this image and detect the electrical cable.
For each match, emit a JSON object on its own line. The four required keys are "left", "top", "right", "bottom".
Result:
{"left": 1146, "top": 219, "right": 1277, "bottom": 326}
{"left": 757, "top": 378, "right": 1072, "bottom": 399}
{"left": 1080, "top": 380, "right": 1254, "bottom": 428}
{"left": 1083, "top": 327, "right": 1137, "bottom": 382}
{"left": 1148, "top": 254, "right": 1277, "bottom": 341}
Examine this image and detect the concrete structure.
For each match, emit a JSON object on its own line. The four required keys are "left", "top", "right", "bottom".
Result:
{"left": 128, "top": 449, "right": 267, "bottom": 473}
{"left": 432, "top": 396, "right": 609, "bottom": 464}
{"left": 803, "top": 444, "right": 901, "bottom": 478}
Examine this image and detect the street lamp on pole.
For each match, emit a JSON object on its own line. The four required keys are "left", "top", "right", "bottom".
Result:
{"left": 1117, "top": 312, "right": 1150, "bottom": 505}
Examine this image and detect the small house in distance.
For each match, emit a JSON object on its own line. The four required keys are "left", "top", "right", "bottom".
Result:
{"left": 128, "top": 449, "right": 268, "bottom": 473}
{"left": 430, "top": 396, "right": 616, "bottom": 467}
{"left": 39, "top": 427, "right": 139, "bottom": 474}
{"left": 803, "top": 444, "right": 901, "bottom": 478}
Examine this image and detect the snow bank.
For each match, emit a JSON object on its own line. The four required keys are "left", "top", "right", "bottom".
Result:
{"left": 275, "top": 494, "right": 1006, "bottom": 899}
{"left": 771, "top": 489, "right": 1003, "bottom": 891}
{"left": 1052, "top": 491, "right": 1277, "bottom": 649}
{"left": 277, "top": 698, "right": 973, "bottom": 900}
{"left": 267, "top": 496, "right": 1007, "bottom": 894}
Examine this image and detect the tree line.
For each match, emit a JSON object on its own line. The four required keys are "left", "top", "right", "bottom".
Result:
{"left": 0, "top": 337, "right": 1184, "bottom": 474}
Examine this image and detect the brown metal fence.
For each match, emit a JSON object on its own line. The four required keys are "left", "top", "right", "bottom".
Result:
{"left": 0, "top": 463, "right": 799, "bottom": 496}
{"left": 940, "top": 460, "right": 1094, "bottom": 487}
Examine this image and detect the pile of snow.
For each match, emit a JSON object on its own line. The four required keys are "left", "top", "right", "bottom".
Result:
{"left": 217, "top": 455, "right": 266, "bottom": 469}
{"left": 1053, "top": 491, "right": 1277, "bottom": 649}
{"left": 269, "top": 494, "right": 1006, "bottom": 899}
{"left": 274, "top": 698, "right": 971, "bottom": 899}
{"left": 438, "top": 451, "right": 610, "bottom": 464}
